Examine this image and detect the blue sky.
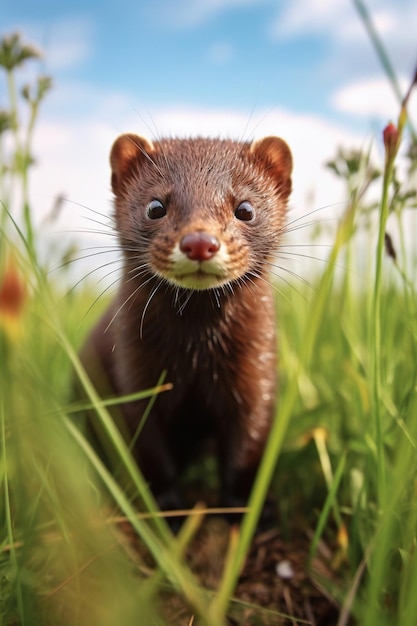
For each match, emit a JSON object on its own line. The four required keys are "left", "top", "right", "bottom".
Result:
{"left": 1, "top": 0, "right": 416, "bottom": 270}
{"left": 4, "top": 0, "right": 415, "bottom": 127}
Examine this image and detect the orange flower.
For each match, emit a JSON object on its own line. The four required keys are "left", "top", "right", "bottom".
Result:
{"left": 0, "top": 257, "right": 26, "bottom": 339}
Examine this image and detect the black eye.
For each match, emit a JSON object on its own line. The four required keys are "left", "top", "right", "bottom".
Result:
{"left": 234, "top": 201, "right": 255, "bottom": 222}
{"left": 147, "top": 199, "right": 166, "bottom": 220}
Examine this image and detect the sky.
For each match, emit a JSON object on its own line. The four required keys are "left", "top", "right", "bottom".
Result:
{"left": 1, "top": 0, "right": 417, "bottom": 279}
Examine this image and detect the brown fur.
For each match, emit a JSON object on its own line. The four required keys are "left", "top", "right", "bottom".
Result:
{"left": 80, "top": 134, "right": 292, "bottom": 510}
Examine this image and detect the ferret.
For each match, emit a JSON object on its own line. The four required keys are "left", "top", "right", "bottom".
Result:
{"left": 80, "top": 133, "right": 292, "bottom": 512}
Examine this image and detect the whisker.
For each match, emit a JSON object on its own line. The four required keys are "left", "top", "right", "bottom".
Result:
{"left": 59, "top": 198, "right": 111, "bottom": 216}
{"left": 239, "top": 105, "right": 277, "bottom": 145}
{"left": 238, "top": 100, "right": 263, "bottom": 145}
{"left": 125, "top": 263, "right": 154, "bottom": 285}
{"left": 53, "top": 247, "right": 122, "bottom": 270}
{"left": 176, "top": 289, "right": 194, "bottom": 315}
{"left": 65, "top": 259, "right": 122, "bottom": 294}
{"left": 62, "top": 228, "right": 116, "bottom": 238}
{"left": 283, "top": 216, "right": 338, "bottom": 235}
{"left": 268, "top": 264, "right": 315, "bottom": 290}
{"left": 62, "top": 262, "right": 120, "bottom": 298}
{"left": 284, "top": 202, "right": 345, "bottom": 230}
{"left": 81, "top": 215, "right": 114, "bottom": 230}
{"left": 140, "top": 281, "right": 163, "bottom": 338}
{"left": 278, "top": 243, "right": 333, "bottom": 249}
{"left": 211, "top": 288, "right": 221, "bottom": 308}
{"left": 126, "top": 135, "right": 166, "bottom": 179}
{"left": 80, "top": 276, "right": 121, "bottom": 327}
{"left": 104, "top": 283, "right": 142, "bottom": 335}
{"left": 270, "top": 251, "right": 330, "bottom": 264}
{"left": 129, "top": 102, "right": 164, "bottom": 145}
{"left": 252, "top": 268, "right": 310, "bottom": 305}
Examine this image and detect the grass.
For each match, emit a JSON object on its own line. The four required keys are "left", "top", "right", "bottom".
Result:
{"left": 1, "top": 14, "right": 417, "bottom": 626}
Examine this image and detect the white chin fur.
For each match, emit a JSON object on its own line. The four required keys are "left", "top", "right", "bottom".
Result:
{"left": 167, "top": 272, "right": 230, "bottom": 290}
{"left": 163, "top": 244, "right": 232, "bottom": 290}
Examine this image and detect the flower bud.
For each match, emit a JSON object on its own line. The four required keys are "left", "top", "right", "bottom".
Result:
{"left": 383, "top": 122, "right": 399, "bottom": 161}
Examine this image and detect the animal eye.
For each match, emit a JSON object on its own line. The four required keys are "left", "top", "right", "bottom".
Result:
{"left": 146, "top": 199, "right": 166, "bottom": 219}
{"left": 234, "top": 201, "right": 255, "bottom": 222}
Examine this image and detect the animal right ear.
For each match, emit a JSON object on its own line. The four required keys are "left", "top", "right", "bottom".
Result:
{"left": 110, "top": 134, "right": 155, "bottom": 195}
{"left": 250, "top": 136, "right": 292, "bottom": 199}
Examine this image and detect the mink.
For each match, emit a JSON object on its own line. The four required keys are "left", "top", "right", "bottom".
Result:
{"left": 80, "top": 133, "right": 292, "bottom": 513}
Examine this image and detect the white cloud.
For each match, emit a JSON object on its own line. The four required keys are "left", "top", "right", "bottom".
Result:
{"left": 271, "top": 0, "right": 354, "bottom": 38}
{"left": 271, "top": 0, "right": 413, "bottom": 43}
{"left": 271, "top": 0, "right": 417, "bottom": 80}
{"left": 331, "top": 76, "right": 409, "bottom": 118}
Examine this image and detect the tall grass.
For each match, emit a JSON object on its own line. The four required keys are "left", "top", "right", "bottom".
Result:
{"left": 1, "top": 15, "right": 417, "bottom": 626}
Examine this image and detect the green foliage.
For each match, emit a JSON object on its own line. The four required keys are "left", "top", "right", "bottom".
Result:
{"left": 0, "top": 32, "right": 52, "bottom": 254}
{"left": 0, "top": 32, "right": 41, "bottom": 72}
{"left": 1, "top": 16, "right": 417, "bottom": 626}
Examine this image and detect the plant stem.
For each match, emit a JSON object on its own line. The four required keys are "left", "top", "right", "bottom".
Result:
{"left": 352, "top": 0, "right": 417, "bottom": 140}
{"left": 21, "top": 99, "right": 38, "bottom": 254}
{"left": 6, "top": 69, "right": 20, "bottom": 140}
{"left": 369, "top": 158, "right": 393, "bottom": 503}
{"left": 5, "top": 67, "right": 35, "bottom": 254}
{"left": 352, "top": 0, "right": 403, "bottom": 104}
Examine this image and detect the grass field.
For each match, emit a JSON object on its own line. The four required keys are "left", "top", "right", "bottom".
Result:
{"left": 1, "top": 15, "right": 417, "bottom": 626}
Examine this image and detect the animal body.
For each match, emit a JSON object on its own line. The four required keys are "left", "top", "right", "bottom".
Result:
{"left": 80, "top": 133, "right": 292, "bottom": 512}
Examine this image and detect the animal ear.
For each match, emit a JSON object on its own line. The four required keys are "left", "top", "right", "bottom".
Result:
{"left": 250, "top": 136, "right": 292, "bottom": 197}
{"left": 110, "top": 133, "right": 155, "bottom": 195}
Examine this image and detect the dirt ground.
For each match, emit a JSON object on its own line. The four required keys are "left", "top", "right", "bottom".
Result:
{"left": 123, "top": 515, "right": 348, "bottom": 625}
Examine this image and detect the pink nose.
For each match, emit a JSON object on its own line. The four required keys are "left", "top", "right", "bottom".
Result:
{"left": 180, "top": 232, "right": 220, "bottom": 261}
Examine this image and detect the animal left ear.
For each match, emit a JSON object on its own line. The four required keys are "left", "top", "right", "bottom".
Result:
{"left": 110, "top": 134, "right": 155, "bottom": 195}
{"left": 250, "top": 136, "right": 292, "bottom": 197}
